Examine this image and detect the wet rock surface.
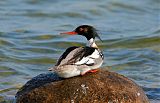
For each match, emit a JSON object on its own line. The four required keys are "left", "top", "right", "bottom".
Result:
{"left": 16, "top": 70, "right": 149, "bottom": 103}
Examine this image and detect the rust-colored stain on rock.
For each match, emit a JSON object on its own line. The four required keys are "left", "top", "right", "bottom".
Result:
{"left": 16, "top": 70, "right": 149, "bottom": 103}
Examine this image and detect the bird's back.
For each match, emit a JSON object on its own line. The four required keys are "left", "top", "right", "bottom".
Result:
{"left": 55, "top": 46, "right": 98, "bottom": 66}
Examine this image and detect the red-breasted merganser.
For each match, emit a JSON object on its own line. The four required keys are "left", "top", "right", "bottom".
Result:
{"left": 49, "top": 25, "right": 104, "bottom": 78}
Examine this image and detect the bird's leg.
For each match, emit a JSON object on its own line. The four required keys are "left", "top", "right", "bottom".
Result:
{"left": 88, "top": 69, "right": 99, "bottom": 73}
{"left": 80, "top": 69, "right": 99, "bottom": 76}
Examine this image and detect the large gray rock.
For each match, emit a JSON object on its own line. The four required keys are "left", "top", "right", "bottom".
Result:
{"left": 16, "top": 70, "right": 149, "bottom": 103}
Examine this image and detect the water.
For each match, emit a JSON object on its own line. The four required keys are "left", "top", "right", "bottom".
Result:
{"left": 0, "top": 0, "right": 159, "bottom": 102}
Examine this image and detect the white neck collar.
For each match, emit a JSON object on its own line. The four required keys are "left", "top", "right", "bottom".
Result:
{"left": 89, "top": 38, "right": 98, "bottom": 48}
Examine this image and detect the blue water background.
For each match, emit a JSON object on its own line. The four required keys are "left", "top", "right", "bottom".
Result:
{"left": 0, "top": 0, "right": 159, "bottom": 102}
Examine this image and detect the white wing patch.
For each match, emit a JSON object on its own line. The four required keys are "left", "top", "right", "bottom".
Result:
{"left": 86, "top": 58, "right": 94, "bottom": 64}
{"left": 75, "top": 57, "right": 89, "bottom": 65}
{"left": 88, "top": 49, "right": 100, "bottom": 58}
{"left": 75, "top": 49, "right": 100, "bottom": 65}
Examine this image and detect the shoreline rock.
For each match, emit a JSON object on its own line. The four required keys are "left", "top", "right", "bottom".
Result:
{"left": 16, "top": 70, "right": 149, "bottom": 103}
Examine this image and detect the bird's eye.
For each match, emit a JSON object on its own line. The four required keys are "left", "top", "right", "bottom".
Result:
{"left": 79, "top": 28, "right": 83, "bottom": 31}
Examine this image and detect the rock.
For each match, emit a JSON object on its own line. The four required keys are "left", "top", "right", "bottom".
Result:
{"left": 16, "top": 70, "right": 149, "bottom": 103}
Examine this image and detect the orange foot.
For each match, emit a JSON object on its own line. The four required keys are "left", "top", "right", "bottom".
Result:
{"left": 80, "top": 69, "right": 99, "bottom": 76}
{"left": 88, "top": 69, "right": 99, "bottom": 73}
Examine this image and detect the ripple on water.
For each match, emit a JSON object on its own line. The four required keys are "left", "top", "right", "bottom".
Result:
{"left": 143, "top": 87, "right": 160, "bottom": 100}
{"left": 0, "top": 38, "right": 15, "bottom": 47}
{"left": 110, "top": 1, "right": 147, "bottom": 13}
{"left": 10, "top": 46, "right": 57, "bottom": 54}
{"left": 26, "top": 41, "right": 84, "bottom": 49}
{"left": 22, "top": 11, "right": 89, "bottom": 19}
{"left": 101, "top": 36, "right": 160, "bottom": 51}
{"left": 0, "top": 66, "right": 17, "bottom": 78}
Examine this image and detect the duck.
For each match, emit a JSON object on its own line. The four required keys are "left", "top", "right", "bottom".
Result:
{"left": 49, "top": 25, "right": 104, "bottom": 78}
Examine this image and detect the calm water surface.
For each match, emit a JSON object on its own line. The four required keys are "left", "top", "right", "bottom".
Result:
{"left": 0, "top": 0, "right": 160, "bottom": 102}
